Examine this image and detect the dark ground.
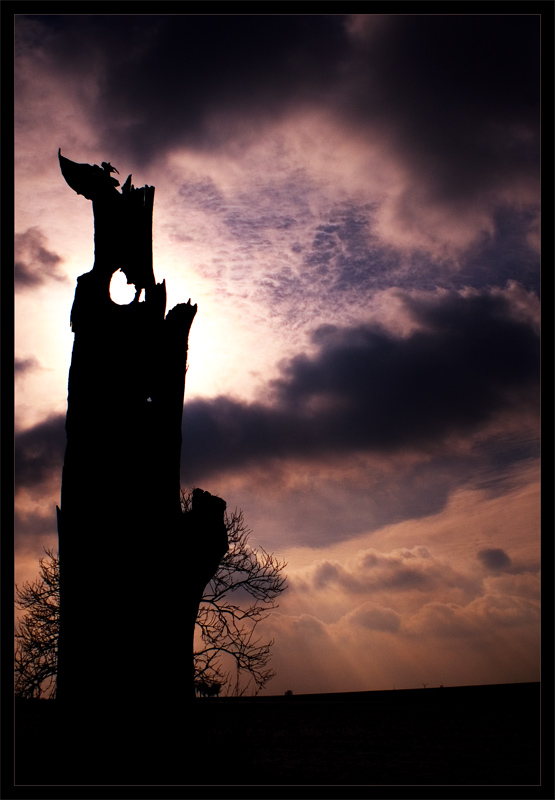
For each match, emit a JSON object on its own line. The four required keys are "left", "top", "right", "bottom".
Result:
{"left": 11, "top": 682, "right": 542, "bottom": 794}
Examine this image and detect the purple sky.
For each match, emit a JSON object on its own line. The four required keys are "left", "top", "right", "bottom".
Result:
{"left": 14, "top": 13, "right": 541, "bottom": 694}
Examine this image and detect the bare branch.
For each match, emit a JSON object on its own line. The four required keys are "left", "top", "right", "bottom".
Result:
{"left": 14, "top": 498, "right": 287, "bottom": 699}
{"left": 183, "top": 489, "right": 287, "bottom": 695}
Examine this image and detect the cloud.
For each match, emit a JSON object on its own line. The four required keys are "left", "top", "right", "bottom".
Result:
{"left": 266, "top": 555, "right": 540, "bottom": 693}
{"left": 344, "top": 602, "right": 401, "bottom": 633}
{"left": 13, "top": 15, "right": 541, "bottom": 699}
{"left": 477, "top": 548, "right": 513, "bottom": 571}
{"left": 181, "top": 286, "right": 539, "bottom": 481}
{"left": 277, "top": 289, "right": 538, "bottom": 437}
{"left": 15, "top": 227, "right": 67, "bottom": 288}
{"left": 341, "top": 15, "right": 539, "bottom": 209}
{"left": 18, "top": 15, "right": 349, "bottom": 167}
{"left": 15, "top": 286, "right": 539, "bottom": 514}
{"left": 15, "top": 356, "right": 41, "bottom": 376}
{"left": 482, "top": 572, "right": 540, "bottom": 601}
{"left": 460, "top": 207, "right": 541, "bottom": 291}
{"left": 16, "top": 16, "right": 539, "bottom": 235}
{"left": 407, "top": 592, "right": 540, "bottom": 638}
{"left": 14, "top": 414, "right": 66, "bottom": 490}
{"left": 297, "top": 546, "right": 474, "bottom": 598}
{"left": 204, "top": 441, "right": 540, "bottom": 552}
{"left": 170, "top": 175, "right": 539, "bottom": 336}
{"left": 14, "top": 506, "right": 59, "bottom": 549}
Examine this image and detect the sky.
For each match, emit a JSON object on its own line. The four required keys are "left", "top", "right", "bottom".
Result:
{"left": 14, "top": 13, "right": 541, "bottom": 695}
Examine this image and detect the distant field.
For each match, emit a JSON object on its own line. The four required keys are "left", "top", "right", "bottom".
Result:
{"left": 13, "top": 682, "right": 541, "bottom": 788}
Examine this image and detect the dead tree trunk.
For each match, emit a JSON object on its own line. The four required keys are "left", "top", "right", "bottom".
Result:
{"left": 56, "top": 152, "right": 226, "bottom": 714}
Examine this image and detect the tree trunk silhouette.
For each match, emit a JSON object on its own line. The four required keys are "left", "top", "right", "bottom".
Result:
{"left": 56, "top": 152, "right": 227, "bottom": 714}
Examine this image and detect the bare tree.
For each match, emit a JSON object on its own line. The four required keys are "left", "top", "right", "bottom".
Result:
{"left": 182, "top": 490, "right": 287, "bottom": 696}
{"left": 14, "top": 497, "right": 287, "bottom": 699}
{"left": 14, "top": 549, "right": 59, "bottom": 699}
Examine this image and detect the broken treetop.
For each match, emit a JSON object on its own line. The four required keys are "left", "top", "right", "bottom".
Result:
{"left": 58, "top": 148, "right": 151, "bottom": 201}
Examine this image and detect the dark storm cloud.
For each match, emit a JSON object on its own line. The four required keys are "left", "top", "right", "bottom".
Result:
{"left": 15, "top": 227, "right": 67, "bottom": 288}
{"left": 21, "top": 14, "right": 348, "bottom": 166}
{"left": 15, "top": 289, "right": 538, "bottom": 492}
{"left": 181, "top": 288, "right": 539, "bottom": 481}
{"left": 14, "top": 414, "right": 66, "bottom": 489}
{"left": 19, "top": 14, "right": 539, "bottom": 205}
{"left": 272, "top": 289, "right": 539, "bottom": 447}
{"left": 342, "top": 14, "right": 540, "bottom": 206}
{"left": 458, "top": 206, "right": 541, "bottom": 294}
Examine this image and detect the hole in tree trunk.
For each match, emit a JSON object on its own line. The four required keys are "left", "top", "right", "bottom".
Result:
{"left": 109, "top": 269, "right": 141, "bottom": 304}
